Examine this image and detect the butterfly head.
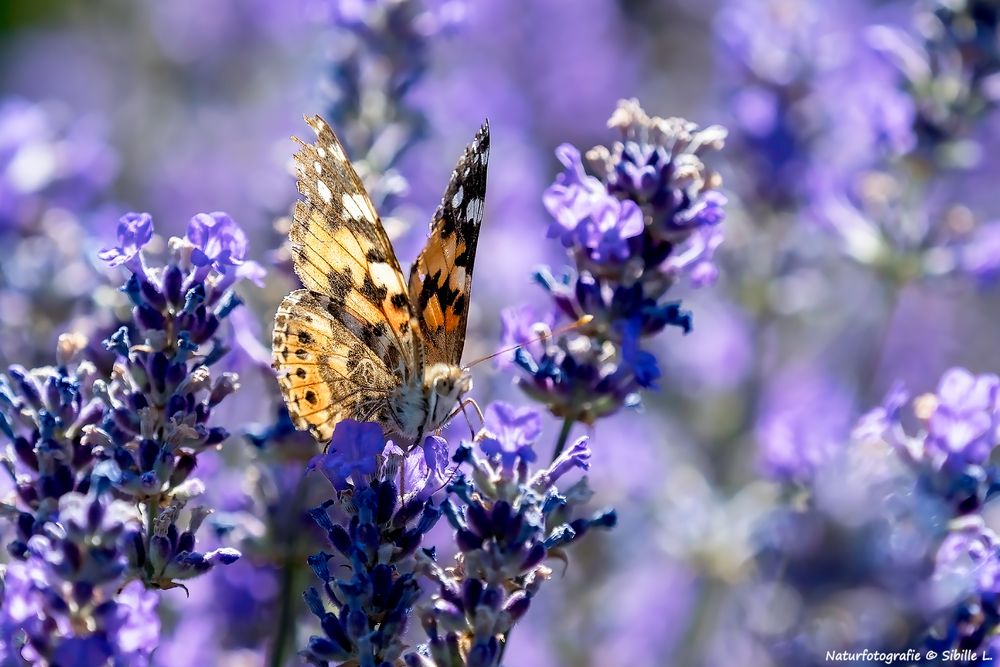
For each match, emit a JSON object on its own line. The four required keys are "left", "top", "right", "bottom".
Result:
{"left": 423, "top": 362, "right": 472, "bottom": 431}
{"left": 427, "top": 363, "right": 472, "bottom": 400}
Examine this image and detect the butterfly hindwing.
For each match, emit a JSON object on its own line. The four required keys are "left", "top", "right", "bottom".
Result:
{"left": 273, "top": 289, "right": 398, "bottom": 442}
{"left": 408, "top": 122, "right": 490, "bottom": 366}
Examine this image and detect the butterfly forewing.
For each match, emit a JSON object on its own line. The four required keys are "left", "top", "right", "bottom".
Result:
{"left": 408, "top": 122, "right": 490, "bottom": 366}
{"left": 273, "top": 116, "right": 421, "bottom": 441}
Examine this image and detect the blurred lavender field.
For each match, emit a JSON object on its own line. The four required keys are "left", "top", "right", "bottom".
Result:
{"left": 4, "top": 0, "right": 1000, "bottom": 665}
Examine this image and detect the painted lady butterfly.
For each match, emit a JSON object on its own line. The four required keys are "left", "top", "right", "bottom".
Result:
{"left": 272, "top": 116, "right": 489, "bottom": 444}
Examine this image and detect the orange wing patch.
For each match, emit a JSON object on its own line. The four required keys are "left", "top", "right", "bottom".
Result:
{"left": 409, "top": 122, "right": 490, "bottom": 365}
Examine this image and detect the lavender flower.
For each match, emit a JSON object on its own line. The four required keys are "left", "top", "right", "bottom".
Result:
{"left": 476, "top": 402, "right": 539, "bottom": 475}
{"left": 300, "top": 420, "right": 444, "bottom": 666}
{"left": 751, "top": 367, "right": 1000, "bottom": 663}
{"left": 308, "top": 420, "right": 385, "bottom": 491}
{"left": 923, "top": 368, "right": 1000, "bottom": 469}
{"left": 794, "top": 0, "right": 1000, "bottom": 285}
{"left": 872, "top": 0, "right": 1000, "bottom": 157}
{"left": 406, "top": 402, "right": 614, "bottom": 667}
{"left": 0, "top": 491, "right": 160, "bottom": 665}
{"left": 509, "top": 100, "right": 723, "bottom": 426}
{"left": 97, "top": 213, "right": 154, "bottom": 274}
{"left": 0, "top": 333, "right": 113, "bottom": 559}
{"left": 78, "top": 211, "right": 256, "bottom": 590}
{"left": 0, "top": 207, "right": 261, "bottom": 660}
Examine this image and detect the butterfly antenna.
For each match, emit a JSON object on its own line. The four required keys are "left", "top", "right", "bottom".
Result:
{"left": 466, "top": 315, "right": 593, "bottom": 368}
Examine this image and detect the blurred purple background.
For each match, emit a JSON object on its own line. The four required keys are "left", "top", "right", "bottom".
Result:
{"left": 4, "top": 0, "right": 1000, "bottom": 664}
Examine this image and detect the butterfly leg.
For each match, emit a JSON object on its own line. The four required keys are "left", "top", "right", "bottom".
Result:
{"left": 445, "top": 397, "right": 485, "bottom": 438}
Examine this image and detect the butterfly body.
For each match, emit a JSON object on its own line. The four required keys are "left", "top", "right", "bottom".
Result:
{"left": 385, "top": 362, "right": 471, "bottom": 442}
{"left": 272, "top": 116, "right": 489, "bottom": 444}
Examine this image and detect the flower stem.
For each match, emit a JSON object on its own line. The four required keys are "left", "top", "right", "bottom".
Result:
{"left": 552, "top": 417, "right": 575, "bottom": 462}
{"left": 268, "top": 553, "right": 301, "bottom": 667}
{"left": 268, "top": 471, "right": 310, "bottom": 667}
{"left": 143, "top": 495, "right": 158, "bottom": 578}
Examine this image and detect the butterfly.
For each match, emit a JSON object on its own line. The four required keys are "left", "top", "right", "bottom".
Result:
{"left": 272, "top": 115, "right": 489, "bottom": 444}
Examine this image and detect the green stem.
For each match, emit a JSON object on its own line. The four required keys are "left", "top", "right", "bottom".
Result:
{"left": 143, "top": 495, "right": 159, "bottom": 578}
{"left": 675, "top": 577, "right": 725, "bottom": 667}
{"left": 858, "top": 277, "right": 906, "bottom": 405}
{"left": 268, "top": 471, "right": 310, "bottom": 667}
{"left": 268, "top": 553, "right": 300, "bottom": 667}
{"left": 551, "top": 417, "right": 575, "bottom": 462}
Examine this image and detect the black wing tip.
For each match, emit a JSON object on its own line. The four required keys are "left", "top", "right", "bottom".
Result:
{"left": 461, "top": 122, "right": 489, "bottom": 169}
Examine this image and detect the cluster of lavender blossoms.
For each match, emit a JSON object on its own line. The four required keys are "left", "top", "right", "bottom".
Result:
{"left": 504, "top": 99, "right": 726, "bottom": 429}
{"left": 820, "top": 0, "right": 1000, "bottom": 283}
{"left": 753, "top": 367, "right": 1000, "bottom": 663}
{"left": 299, "top": 403, "right": 613, "bottom": 667}
{"left": 410, "top": 403, "right": 614, "bottom": 667}
{"left": 0, "top": 211, "right": 260, "bottom": 663}
{"left": 299, "top": 420, "right": 446, "bottom": 665}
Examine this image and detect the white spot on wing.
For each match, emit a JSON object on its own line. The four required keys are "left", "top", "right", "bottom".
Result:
{"left": 466, "top": 197, "right": 483, "bottom": 222}
{"left": 314, "top": 161, "right": 323, "bottom": 175}
{"left": 317, "top": 180, "right": 333, "bottom": 203}
{"left": 329, "top": 142, "right": 345, "bottom": 162}
{"left": 341, "top": 194, "right": 365, "bottom": 220}
{"left": 451, "top": 186, "right": 464, "bottom": 210}
{"left": 370, "top": 262, "right": 402, "bottom": 293}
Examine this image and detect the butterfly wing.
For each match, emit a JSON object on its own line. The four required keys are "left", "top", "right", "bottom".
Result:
{"left": 273, "top": 115, "right": 420, "bottom": 441}
{"left": 273, "top": 290, "right": 402, "bottom": 441}
{"left": 408, "top": 122, "right": 490, "bottom": 366}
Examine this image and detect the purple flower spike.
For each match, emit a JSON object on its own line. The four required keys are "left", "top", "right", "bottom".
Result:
{"left": 309, "top": 420, "right": 386, "bottom": 490}
{"left": 927, "top": 368, "right": 1000, "bottom": 466}
{"left": 186, "top": 211, "right": 250, "bottom": 272}
{"left": 98, "top": 212, "right": 153, "bottom": 272}
{"left": 478, "top": 402, "right": 541, "bottom": 474}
